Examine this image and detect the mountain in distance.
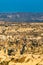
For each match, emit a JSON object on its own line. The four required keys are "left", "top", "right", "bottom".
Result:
{"left": 0, "top": 13, "right": 43, "bottom": 22}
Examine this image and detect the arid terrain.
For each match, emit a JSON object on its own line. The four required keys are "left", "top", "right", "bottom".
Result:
{"left": 0, "top": 22, "right": 43, "bottom": 65}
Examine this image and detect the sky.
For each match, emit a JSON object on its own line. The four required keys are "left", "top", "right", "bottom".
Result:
{"left": 0, "top": 0, "right": 43, "bottom": 12}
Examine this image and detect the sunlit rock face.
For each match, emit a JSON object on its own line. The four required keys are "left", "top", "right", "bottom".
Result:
{"left": 0, "top": 22, "right": 43, "bottom": 65}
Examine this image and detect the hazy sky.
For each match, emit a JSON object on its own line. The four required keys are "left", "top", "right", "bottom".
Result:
{"left": 0, "top": 0, "right": 43, "bottom": 12}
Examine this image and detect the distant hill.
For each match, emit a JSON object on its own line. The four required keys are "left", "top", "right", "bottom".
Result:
{"left": 0, "top": 13, "right": 43, "bottom": 22}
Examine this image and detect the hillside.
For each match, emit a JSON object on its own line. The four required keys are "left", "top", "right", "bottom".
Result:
{"left": 0, "top": 22, "right": 43, "bottom": 65}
